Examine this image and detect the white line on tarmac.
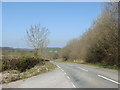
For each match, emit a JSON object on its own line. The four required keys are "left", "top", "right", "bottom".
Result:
{"left": 67, "top": 76, "right": 70, "bottom": 79}
{"left": 78, "top": 67, "right": 88, "bottom": 72}
{"left": 98, "top": 75, "right": 120, "bottom": 85}
{"left": 71, "top": 83, "right": 76, "bottom": 88}
{"left": 61, "top": 69, "right": 64, "bottom": 72}
{"left": 57, "top": 65, "right": 65, "bottom": 73}
{"left": 66, "top": 75, "right": 76, "bottom": 88}
{"left": 57, "top": 65, "right": 61, "bottom": 68}
{"left": 57, "top": 65, "right": 76, "bottom": 88}
{"left": 64, "top": 72, "right": 67, "bottom": 75}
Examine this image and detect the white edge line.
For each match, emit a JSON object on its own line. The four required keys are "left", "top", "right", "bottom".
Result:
{"left": 61, "top": 69, "right": 64, "bottom": 72}
{"left": 56, "top": 64, "right": 76, "bottom": 88}
{"left": 78, "top": 67, "right": 88, "bottom": 72}
{"left": 67, "top": 76, "right": 70, "bottom": 79}
{"left": 66, "top": 75, "right": 76, "bottom": 88}
{"left": 71, "top": 83, "right": 76, "bottom": 88}
{"left": 98, "top": 75, "right": 120, "bottom": 85}
{"left": 57, "top": 65, "right": 61, "bottom": 68}
{"left": 57, "top": 65, "right": 65, "bottom": 73}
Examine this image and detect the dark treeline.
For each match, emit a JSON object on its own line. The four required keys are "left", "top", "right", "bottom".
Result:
{"left": 61, "top": 3, "right": 119, "bottom": 66}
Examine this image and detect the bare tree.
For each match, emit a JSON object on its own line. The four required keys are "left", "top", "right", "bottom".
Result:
{"left": 26, "top": 24, "right": 49, "bottom": 57}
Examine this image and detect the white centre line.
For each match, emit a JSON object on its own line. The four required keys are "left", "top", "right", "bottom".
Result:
{"left": 78, "top": 67, "right": 88, "bottom": 72}
{"left": 98, "top": 75, "right": 120, "bottom": 85}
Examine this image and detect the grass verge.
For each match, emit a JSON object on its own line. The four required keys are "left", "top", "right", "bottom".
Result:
{"left": 56, "top": 59, "right": 120, "bottom": 70}
{"left": 2, "top": 62, "right": 57, "bottom": 83}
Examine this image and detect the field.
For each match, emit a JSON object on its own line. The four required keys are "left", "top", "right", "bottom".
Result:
{"left": 1, "top": 47, "right": 61, "bottom": 56}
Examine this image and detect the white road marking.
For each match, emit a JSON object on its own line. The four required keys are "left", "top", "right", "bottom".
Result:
{"left": 57, "top": 65, "right": 66, "bottom": 74}
{"left": 56, "top": 65, "right": 76, "bottom": 88}
{"left": 57, "top": 65, "right": 61, "bottom": 68}
{"left": 67, "top": 76, "right": 70, "bottom": 79}
{"left": 66, "top": 75, "right": 76, "bottom": 88}
{"left": 61, "top": 69, "right": 64, "bottom": 72}
{"left": 64, "top": 72, "right": 67, "bottom": 75}
{"left": 98, "top": 75, "right": 120, "bottom": 85}
{"left": 78, "top": 67, "right": 88, "bottom": 72}
{"left": 71, "top": 83, "right": 76, "bottom": 88}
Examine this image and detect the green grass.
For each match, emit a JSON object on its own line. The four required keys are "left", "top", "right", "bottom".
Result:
{"left": 2, "top": 47, "right": 61, "bottom": 56}
{"left": 0, "top": 61, "right": 2, "bottom": 72}
{"left": 2, "top": 62, "right": 57, "bottom": 83}
{"left": 2, "top": 50, "right": 34, "bottom": 56}
{"left": 47, "top": 47, "right": 61, "bottom": 51}
{"left": 0, "top": 62, "right": 2, "bottom": 67}
{"left": 73, "top": 62, "right": 120, "bottom": 70}
{"left": 56, "top": 59, "right": 120, "bottom": 70}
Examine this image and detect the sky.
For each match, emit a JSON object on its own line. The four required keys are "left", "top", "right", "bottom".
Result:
{"left": 2, "top": 2, "right": 103, "bottom": 48}
{"left": 0, "top": 2, "right": 2, "bottom": 47}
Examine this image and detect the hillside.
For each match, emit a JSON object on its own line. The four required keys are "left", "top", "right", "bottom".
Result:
{"left": 1, "top": 47, "right": 61, "bottom": 56}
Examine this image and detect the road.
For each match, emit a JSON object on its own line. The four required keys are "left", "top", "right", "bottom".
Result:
{"left": 51, "top": 61, "right": 119, "bottom": 88}
{"left": 2, "top": 67, "right": 74, "bottom": 88}
{"left": 2, "top": 61, "right": 119, "bottom": 88}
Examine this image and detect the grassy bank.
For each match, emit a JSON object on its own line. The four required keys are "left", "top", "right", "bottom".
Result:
{"left": 2, "top": 62, "right": 57, "bottom": 83}
{"left": 56, "top": 59, "right": 120, "bottom": 70}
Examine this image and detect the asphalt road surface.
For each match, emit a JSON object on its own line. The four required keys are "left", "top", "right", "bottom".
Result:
{"left": 2, "top": 61, "right": 119, "bottom": 88}
{"left": 51, "top": 61, "right": 119, "bottom": 88}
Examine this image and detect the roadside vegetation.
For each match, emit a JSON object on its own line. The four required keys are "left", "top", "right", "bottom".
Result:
{"left": 1, "top": 55, "right": 57, "bottom": 84}
{"left": 1, "top": 24, "right": 58, "bottom": 83}
{"left": 1, "top": 56, "right": 56, "bottom": 83}
{"left": 56, "top": 59, "right": 120, "bottom": 70}
{"left": 61, "top": 3, "right": 119, "bottom": 69}
{"left": 1, "top": 47, "right": 61, "bottom": 58}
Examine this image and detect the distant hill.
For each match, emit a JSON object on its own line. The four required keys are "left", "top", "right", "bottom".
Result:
{"left": 0, "top": 47, "right": 14, "bottom": 51}
{"left": 1, "top": 47, "right": 61, "bottom": 55}
{"left": 47, "top": 47, "right": 61, "bottom": 52}
{"left": 1, "top": 47, "right": 61, "bottom": 51}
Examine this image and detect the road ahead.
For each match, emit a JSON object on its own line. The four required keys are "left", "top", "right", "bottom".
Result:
{"left": 51, "top": 61, "right": 119, "bottom": 88}
{"left": 2, "top": 61, "right": 119, "bottom": 88}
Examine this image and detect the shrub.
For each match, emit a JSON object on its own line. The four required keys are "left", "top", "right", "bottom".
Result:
{"left": 17, "top": 56, "right": 42, "bottom": 72}
{"left": 2, "top": 56, "right": 43, "bottom": 72}
{"left": 2, "top": 56, "right": 20, "bottom": 71}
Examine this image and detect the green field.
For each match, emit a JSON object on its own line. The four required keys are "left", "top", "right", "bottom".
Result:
{"left": 47, "top": 47, "right": 61, "bottom": 52}
{"left": 1, "top": 47, "right": 61, "bottom": 56}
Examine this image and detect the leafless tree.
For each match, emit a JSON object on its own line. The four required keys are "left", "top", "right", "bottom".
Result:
{"left": 26, "top": 24, "right": 49, "bottom": 57}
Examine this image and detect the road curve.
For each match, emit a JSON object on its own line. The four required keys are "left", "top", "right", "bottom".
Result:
{"left": 51, "top": 61, "right": 119, "bottom": 88}
{"left": 2, "top": 61, "right": 119, "bottom": 88}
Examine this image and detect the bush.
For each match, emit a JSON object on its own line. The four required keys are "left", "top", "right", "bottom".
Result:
{"left": 17, "top": 56, "right": 42, "bottom": 72}
{"left": 2, "top": 56, "right": 44, "bottom": 72}
{"left": 2, "top": 56, "right": 20, "bottom": 71}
